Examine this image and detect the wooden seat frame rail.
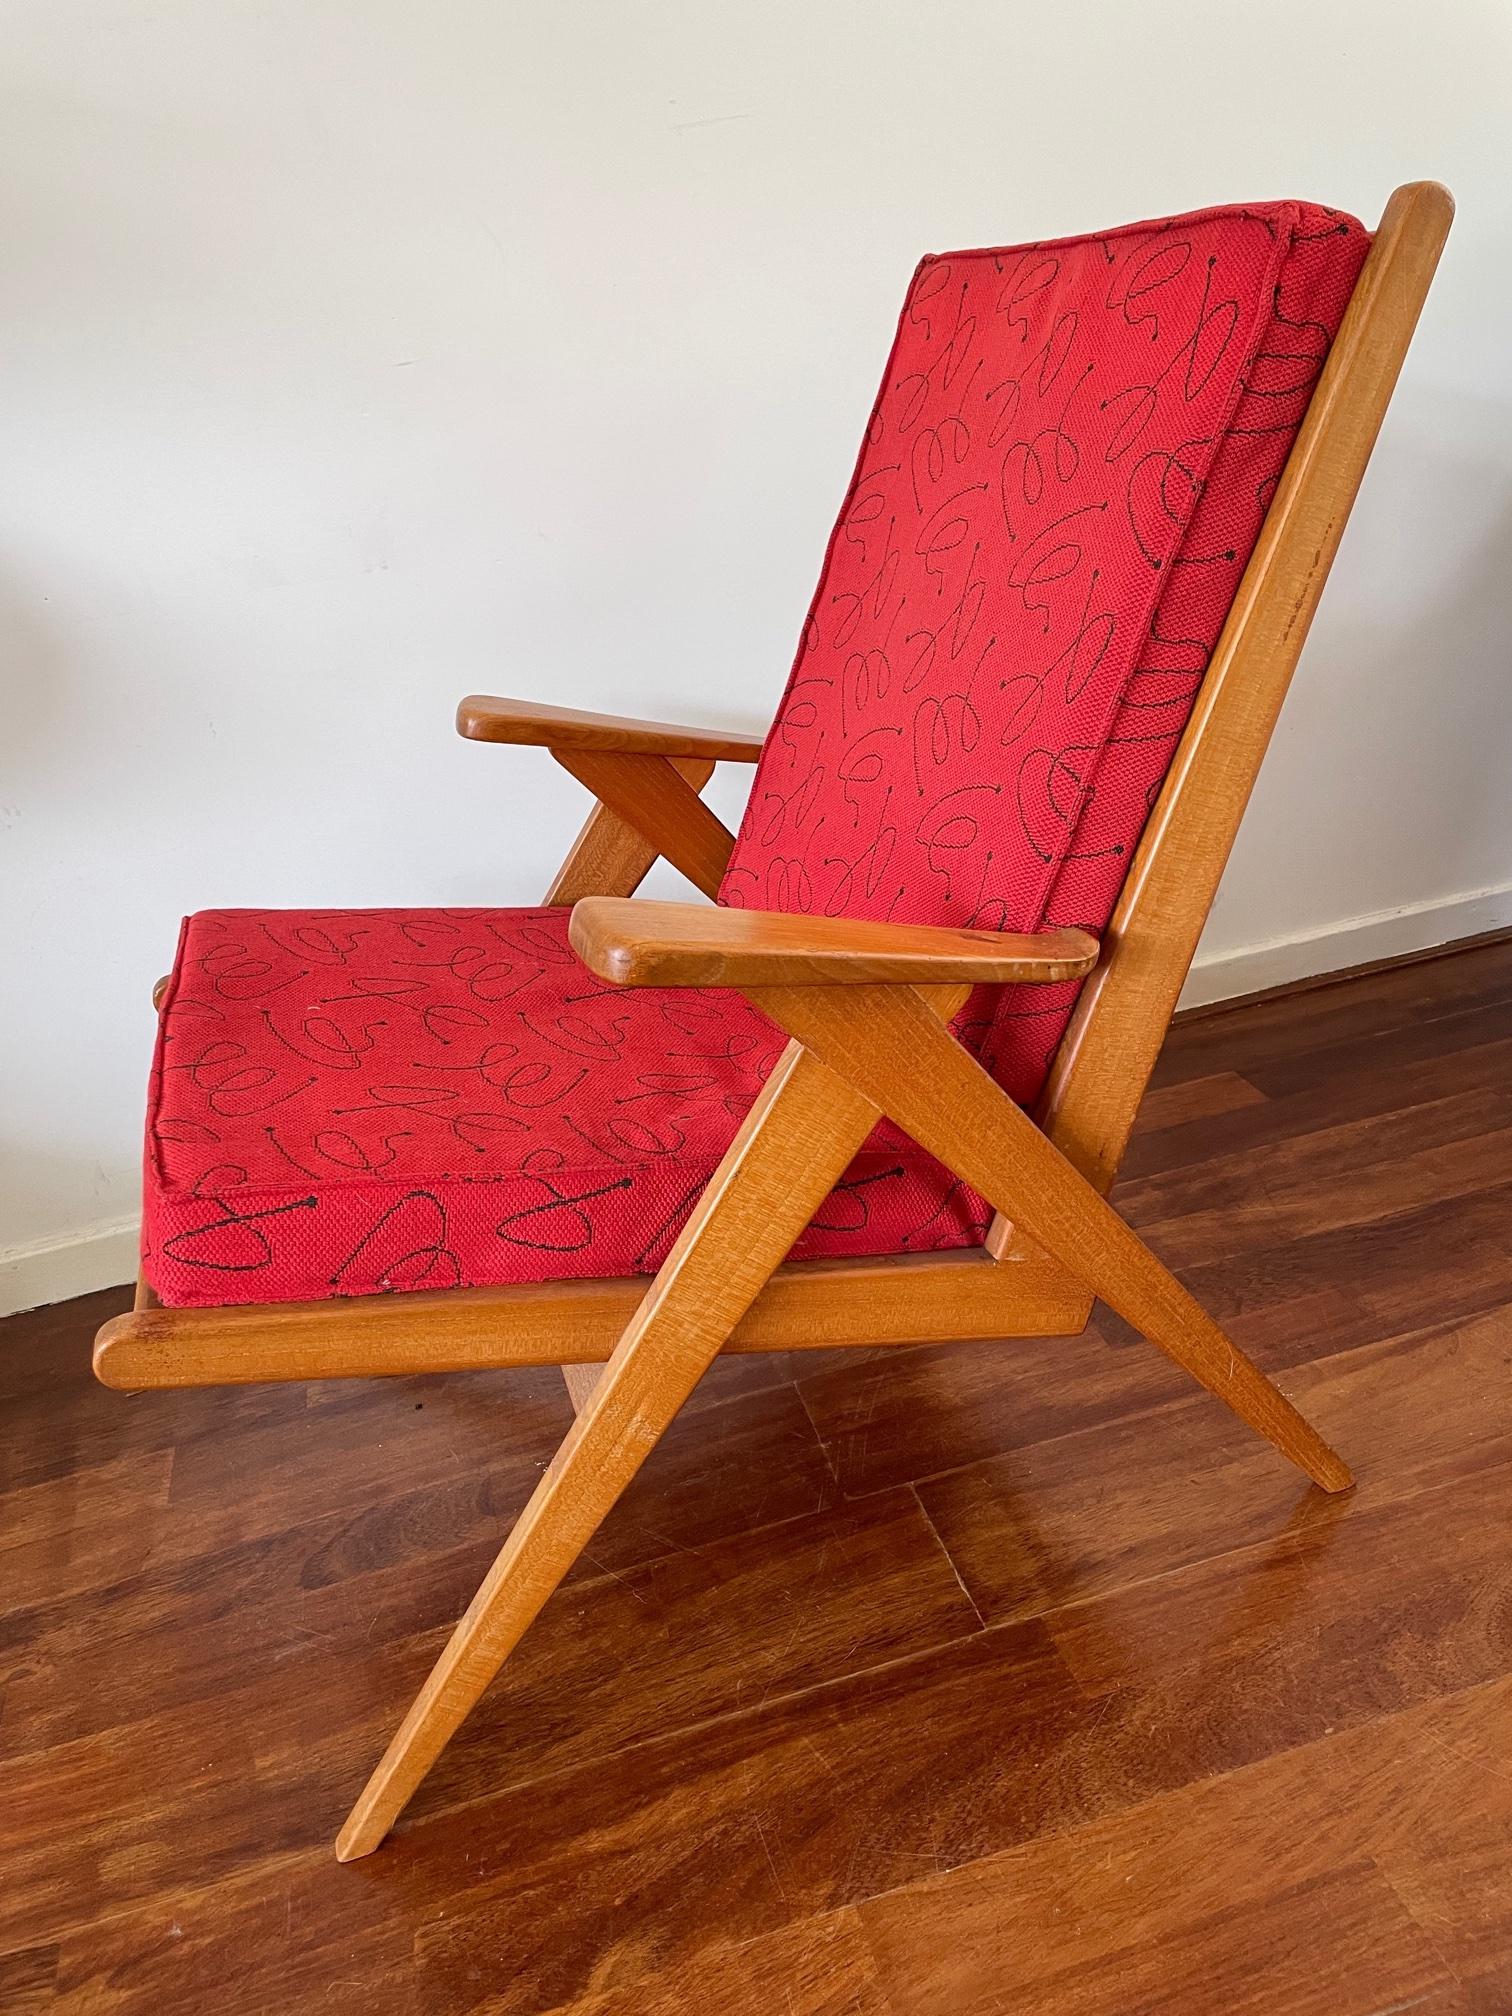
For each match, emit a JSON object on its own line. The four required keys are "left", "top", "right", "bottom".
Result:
{"left": 92, "top": 183, "right": 1453, "bottom": 1860}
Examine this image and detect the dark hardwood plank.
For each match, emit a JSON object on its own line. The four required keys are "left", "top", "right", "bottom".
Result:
{"left": 176, "top": 1368, "right": 838, "bottom": 1583}
{"left": 1171, "top": 1176, "right": 1512, "bottom": 1353}
{"left": 1153, "top": 935, "right": 1512, "bottom": 1088}
{"left": 792, "top": 1022, "right": 1512, "bottom": 1508}
{"left": 0, "top": 1447, "right": 172, "bottom": 1617}
{"left": 0, "top": 1285, "right": 129, "bottom": 1402}
{"left": 0, "top": 1486, "right": 979, "bottom": 1955}
{"left": 392, "top": 1485, "right": 985, "bottom": 1818}
{"left": 962, "top": 1863, "right": 1441, "bottom": 2016}
{"left": 792, "top": 1267, "right": 1368, "bottom": 1504}
{"left": 0, "top": 1942, "right": 59, "bottom": 2015}
{"left": 795, "top": 1320, "right": 1190, "bottom": 1501}
{"left": 402, "top": 1453, "right": 1512, "bottom": 2010}
{"left": 1119, "top": 1088, "right": 1512, "bottom": 1269}
{"left": 916, "top": 1309, "right": 1512, "bottom": 1626}
{"left": 857, "top": 1675, "right": 1512, "bottom": 2015}
{"left": 1411, "top": 1960, "right": 1512, "bottom": 2015}
{"left": 0, "top": 1676, "right": 276, "bottom": 1955}
{"left": 0, "top": 1358, "right": 314, "bottom": 1495}
{"left": 534, "top": 1910, "right": 890, "bottom": 2016}
{"left": 341, "top": 1463, "right": 1510, "bottom": 2009}
{"left": 1044, "top": 1454, "right": 1512, "bottom": 1702}
{"left": 1122, "top": 1019, "right": 1512, "bottom": 1183}
{"left": 1125, "top": 1067, "right": 1265, "bottom": 1136}
{"left": 52, "top": 1895, "right": 416, "bottom": 2016}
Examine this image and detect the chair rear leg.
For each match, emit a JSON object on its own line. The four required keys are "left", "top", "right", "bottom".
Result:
{"left": 334, "top": 1031, "right": 902, "bottom": 1860}
{"left": 757, "top": 983, "right": 1352, "bottom": 1495}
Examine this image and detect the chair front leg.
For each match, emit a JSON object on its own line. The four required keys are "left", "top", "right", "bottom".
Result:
{"left": 333, "top": 1007, "right": 968, "bottom": 1859}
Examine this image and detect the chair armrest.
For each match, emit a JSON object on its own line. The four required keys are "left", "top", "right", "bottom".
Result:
{"left": 456, "top": 695, "right": 764, "bottom": 762}
{"left": 569, "top": 898, "right": 1099, "bottom": 989}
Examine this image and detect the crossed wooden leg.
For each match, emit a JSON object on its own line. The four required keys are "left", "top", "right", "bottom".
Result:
{"left": 334, "top": 1025, "right": 907, "bottom": 1859}
{"left": 541, "top": 752, "right": 727, "bottom": 1424}
{"left": 756, "top": 981, "right": 1352, "bottom": 1495}
{"left": 337, "top": 979, "right": 1347, "bottom": 1858}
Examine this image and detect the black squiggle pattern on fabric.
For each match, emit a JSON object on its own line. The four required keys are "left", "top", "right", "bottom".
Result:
{"left": 720, "top": 201, "right": 1368, "bottom": 1110}
{"left": 144, "top": 906, "right": 975, "bottom": 1304}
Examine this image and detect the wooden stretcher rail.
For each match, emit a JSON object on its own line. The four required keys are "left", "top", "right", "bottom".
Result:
{"left": 94, "top": 1245, "right": 1094, "bottom": 1388}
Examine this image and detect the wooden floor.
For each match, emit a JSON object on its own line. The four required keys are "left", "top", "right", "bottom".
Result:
{"left": 5, "top": 941, "right": 1512, "bottom": 2014}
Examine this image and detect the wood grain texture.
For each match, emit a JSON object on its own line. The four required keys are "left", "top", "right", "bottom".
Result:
{"left": 1031, "top": 180, "right": 1455, "bottom": 1205}
{"left": 542, "top": 755, "right": 716, "bottom": 908}
{"left": 856, "top": 1676, "right": 1512, "bottom": 2016}
{"left": 569, "top": 896, "right": 1099, "bottom": 989}
{"left": 913, "top": 1307, "right": 1512, "bottom": 1629}
{"left": 753, "top": 978, "right": 1350, "bottom": 1491}
{"left": 552, "top": 749, "right": 736, "bottom": 898}
{"left": 92, "top": 1244, "right": 1092, "bottom": 1390}
{"left": 10, "top": 934, "right": 1512, "bottom": 2010}
{"left": 540, "top": 757, "right": 715, "bottom": 1411}
{"left": 557, "top": 1362, "right": 602, "bottom": 1416}
{"left": 535, "top": 1909, "right": 891, "bottom": 2016}
{"left": 334, "top": 1019, "right": 968, "bottom": 1857}
{"left": 456, "top": 694, "right": 763, "bottom": 762}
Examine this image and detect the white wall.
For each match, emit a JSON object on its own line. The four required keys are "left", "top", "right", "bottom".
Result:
{"left": 4, "top": 0, "right": 1511, "bottom": 1309}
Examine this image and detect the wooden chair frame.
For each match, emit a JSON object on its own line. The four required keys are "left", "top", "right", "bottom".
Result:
{"left": 93, "top": 183, "right": 1453, "bottom": 1859}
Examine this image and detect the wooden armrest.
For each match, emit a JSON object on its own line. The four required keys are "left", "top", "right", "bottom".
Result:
{"left": 456, "top": 695, "right": 764, "bottom": 762}
{"left": 569, "top": 898, "right": 1099, "bottom": 989}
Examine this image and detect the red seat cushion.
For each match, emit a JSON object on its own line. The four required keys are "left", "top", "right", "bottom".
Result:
{"left": 719, "top": 201, "right": 1370, "bottom": 1107}
{"left": 144, "top": 906, "right": 984, "bottom": 1306}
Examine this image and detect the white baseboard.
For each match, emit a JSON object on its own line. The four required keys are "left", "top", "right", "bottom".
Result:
{"left": 5, "top": 879, "right": 1511, "bottom": 1317}
{"left": 1180, "top": 879, "right": 1512, "bottom": 1011}
{"left": 0, "top": 1217, "right": 139, "bottom": 1320}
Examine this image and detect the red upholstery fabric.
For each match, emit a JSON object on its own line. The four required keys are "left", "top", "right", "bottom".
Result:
{"left": 144, "top": 907, "right": 984, "bottom": 1306}
{"left": 720, "top": 202, "right": 1369, "bottom": 1114}
{"left": 142, "top": 201, "right": 1368, "bottom": 1308}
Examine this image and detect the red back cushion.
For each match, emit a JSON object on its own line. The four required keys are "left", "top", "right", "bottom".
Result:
{"left": 720, "top": 202, "right": 1368, "bottom": 1104}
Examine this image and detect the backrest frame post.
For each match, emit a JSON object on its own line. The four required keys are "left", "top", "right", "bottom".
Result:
{"left": 985, "top": 181, "right": 1454, "bottom": 1258}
